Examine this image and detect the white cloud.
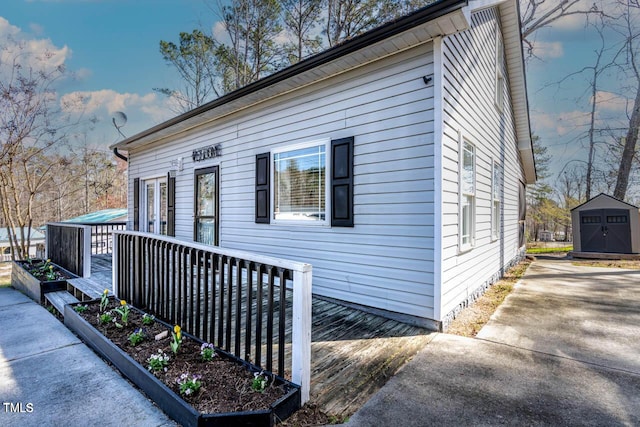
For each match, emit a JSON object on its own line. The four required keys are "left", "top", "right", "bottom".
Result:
{"left": 0, "top": 17, "right": 20, "bottom": 37}
{"left": 0, "top": 16, "right": 72, "bottom": 74}
{"left": 549, "top": 12, "right": 587, "bottom": 31}
{"left": 593, "top": 91, "right": 629, "bottom": 113}
{"left": 60, "top": 89, "right": 176, "bottom": 131}
{"left": 75, "top": 67, "right": 92, "bottom": 80}
{"left": 60, "top": 89, "right": 158, "bottom": 115}
{"left": 212, "top": 21, "right": 226, "bottom": 40}
{"left": 531, "top": 41, "right": 564, "bottom": 59}
{"left": 29, "top": 23, "right": 44, "bottom": 35}
{"left": 532, "top": 110, "right": 592, "bottom": 137}
{"left": 531, "top": 0, "right": 603, "bottom": 31}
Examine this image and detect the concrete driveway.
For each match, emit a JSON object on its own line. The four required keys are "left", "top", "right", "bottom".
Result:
{"left": 0, "top": 287, "right": 174, "bottom": 427}
{"left": 347, "top": 258, "right": 640, "bottom": 426}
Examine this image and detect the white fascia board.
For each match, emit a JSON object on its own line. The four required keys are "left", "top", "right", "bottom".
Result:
{"left": 462, "top": 0, "right": 508, "bottom": 24}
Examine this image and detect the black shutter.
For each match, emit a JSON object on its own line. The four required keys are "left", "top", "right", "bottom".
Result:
{"left": 133, "top": 178, "right": 140, "bottom": 231}
{"left": 255, "top": 153, "right": 270, "bottom": 224}
{"left": 331, "top": 137, "right": 354, "bottom": 227}
{"left": 167, "top": 173, "right": 176, "bottom": 236}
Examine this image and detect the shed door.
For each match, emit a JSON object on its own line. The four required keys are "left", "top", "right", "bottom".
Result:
{"left": 580, "top": 209, "right": 631, "bottom": 253}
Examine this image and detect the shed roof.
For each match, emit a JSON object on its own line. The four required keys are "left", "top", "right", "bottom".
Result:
{"left": 111, "top": 0, "right": 534, "bottom": 183}
{"left": 0, "top": 227, "right": 45, "bottom": 244}
{"left": 63, "top": 208, "right": 128, "bottom": 224}
{"left": 571, "top": 193, "right": 639, "bottom": 212}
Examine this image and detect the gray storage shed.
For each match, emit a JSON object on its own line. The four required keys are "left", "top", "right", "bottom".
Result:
{"left": 571, "top": 193, "right": 640, "bottom": 254}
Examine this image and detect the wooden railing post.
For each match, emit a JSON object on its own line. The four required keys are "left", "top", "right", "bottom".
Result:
{"left": 111, "top": 232, "right": 119, "bottom": 297}
{"left": 82, "top": 225, "right": 92, "bottom": 278}
{"left": 292, "top": 266, "right": 312, "bottom": 405}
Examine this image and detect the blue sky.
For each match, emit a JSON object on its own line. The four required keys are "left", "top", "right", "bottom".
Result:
{"left": 4, "top": 0, "right": 212, "bottom": 93}
{"left": 1, "top": 0, "right": 636, "bottom": 198}
{"left": 2, "top": 0, "right": 214, "bottom": 145}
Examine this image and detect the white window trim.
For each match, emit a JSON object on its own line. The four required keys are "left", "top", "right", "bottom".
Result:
{"left": 491, "top": 160, "right": 501, "bottom": 241}
{"left": 459, "top": 132, "right": 476, "bottom": 252}
{"left": 141, "top": 176, "right": 167, "bottom": 235}
{"left": 271, "top": 138, "right": 331, "bottom": 227}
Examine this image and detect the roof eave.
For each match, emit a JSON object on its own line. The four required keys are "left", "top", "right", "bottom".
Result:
{"left": 497, "top": 0, "right": 536, "bottom": 184}
{"left": 111, "top": 0, "right": 468, "bottom": 151}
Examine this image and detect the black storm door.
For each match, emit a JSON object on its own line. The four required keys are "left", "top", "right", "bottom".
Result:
{"left": 194, "top": 166, "right": 219, "bottom": 246}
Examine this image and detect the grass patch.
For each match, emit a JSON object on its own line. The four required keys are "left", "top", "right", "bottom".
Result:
{"left": 445, "top": 258, "right": 531, "bottom": 337}
{"left": 526, "top": 246, "right": 573, "bottom": 254}
{"left": 0, "top": 262, "right": 11, "bottom": 287}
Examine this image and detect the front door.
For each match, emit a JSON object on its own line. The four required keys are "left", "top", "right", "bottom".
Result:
{"left": 580, "top": 209, "right": 632, "bottom": 253}
{"left": 194, "top": 166, "right": 219, "bottom": 246}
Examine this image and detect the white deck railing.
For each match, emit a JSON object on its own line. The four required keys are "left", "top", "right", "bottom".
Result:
{"left": 112, "top": 230, "right": 313, "bottom": 403}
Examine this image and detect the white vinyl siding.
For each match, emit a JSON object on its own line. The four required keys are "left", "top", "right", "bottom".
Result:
{"left": 127, "top": 42, "right": 437, "bottom": 319}
{"left": 439, "top": 7, "right": 525, "bottom": 320}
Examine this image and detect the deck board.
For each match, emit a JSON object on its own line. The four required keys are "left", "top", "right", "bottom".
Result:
{"left": 86, "top": 254, "right": 433, "bottom": 418}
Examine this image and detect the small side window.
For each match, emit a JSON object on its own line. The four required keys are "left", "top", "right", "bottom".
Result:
{"left": 492, "top": 162, "right": 501, "bottom": 240}
{"left": 459, "top": 136, "right": 476, "bottom": 250}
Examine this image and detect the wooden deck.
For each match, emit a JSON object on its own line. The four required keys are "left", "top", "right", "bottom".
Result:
{"left": 81, "top": 254, "right": 434, "bottom": 418}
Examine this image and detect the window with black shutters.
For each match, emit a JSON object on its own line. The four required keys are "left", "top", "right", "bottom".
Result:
{"left": 255, "top": 136, "right": 354, "bottom": 227}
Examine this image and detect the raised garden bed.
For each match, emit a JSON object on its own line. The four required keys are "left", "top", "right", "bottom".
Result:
{"left": 64, "top": 298, "right": 300, "bottom": 427}
{"left": 11, "top": 259, "right": 78, "bottom": 303}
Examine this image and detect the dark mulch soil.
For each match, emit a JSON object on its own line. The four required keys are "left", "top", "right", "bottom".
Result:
{"left": 20, "top": 259, "right": 75, "bottom": 281}
{"left": 77, "top": 299, "right": 287, "bottom": 414}
{"left": 278, "top": 402, "right": 333, "bottom": 426}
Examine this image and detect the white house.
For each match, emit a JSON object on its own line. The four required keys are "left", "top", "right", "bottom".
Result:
{"left": 0, "top": 228, "right": 45, "bottom": 261}
{"left": 112, "top": 0, "right": 535, "bottom": 330}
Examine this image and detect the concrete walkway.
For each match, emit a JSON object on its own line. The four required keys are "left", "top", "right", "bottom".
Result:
{"left": 0, "top": 287, "right": 174, "bottom": 427}
{"left": 347, "top": 258, "right": 640, "bottom": 426}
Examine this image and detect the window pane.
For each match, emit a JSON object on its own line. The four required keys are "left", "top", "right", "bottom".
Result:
{"left": 462, "top": 143, "right": 475, "bottom": 194}
{"left": 146, "top": 183, "right": 155, "bottom": 233}
{"left": 274, "top": 145, "right": 326, "bottom": 221}
{"left": 493, "top": 164, "right": 500, "bottom": 200}
{"left": 462, "top": 195, "right": 472, "bottom": 245}
{"left": 493, "top": 201, "right": 500, "bottom": 238}
{"left": 160, "top": 181, "right": 167, "bottom": 235}
{"left": 197, "top": 172, "right": 216, "bottom": 217}
{"left": 197, "top": 219, "right": 216, "bottom": 246}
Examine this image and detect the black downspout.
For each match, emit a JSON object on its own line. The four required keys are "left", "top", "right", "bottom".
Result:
{"left": 113, "top": 147, "right": 128, "bottom": 162}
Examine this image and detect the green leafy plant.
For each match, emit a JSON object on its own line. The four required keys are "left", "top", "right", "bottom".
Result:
{"left": 142, "top": 313, "right": 155, "bottom": 326}
{"left": 44, "top": 264, "right": 56, "bottom": 281}
{"left": 98, "top": 311, "right": 113, "bottom": 325}
{"left": 113, "top": 300, "right": 130, "bottom": 325}
{"left": 170, "top": 325, "right": 182, "bottom": 355}
{"left": 147, "top": 350, "right": 170, "bottom": 372}
{"left": 99, "top": 289, "right": 110, "bottom": 312}
{"left": 25, "top": 259, "right": 61, "bottom": 281}
{"left": 200, "top": 342, "right": 216, "bottom": 361}
{"left": 73, "top": 304, "right": 88, "bottom": 313}
{"left": 38, "top": 259, "right": 54, "bottom": 279}
{"left": 176, "top": 373, "right": 202, "bottom": 396}
{"left": 128, "top": 328, "right": 145, "bottom": 346}
{"left": 251, "top": 371, "right": 269, "bottom": 393}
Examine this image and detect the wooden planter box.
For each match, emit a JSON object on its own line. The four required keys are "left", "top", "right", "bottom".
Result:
{"left": 11, "top": 260, "right": 78, "bottom": 304}
{"left": 64, "top": 302, "right": 300, "bottom": 427}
